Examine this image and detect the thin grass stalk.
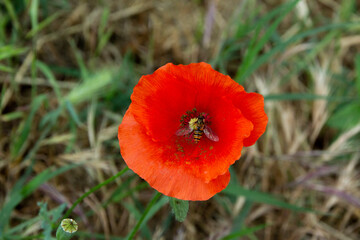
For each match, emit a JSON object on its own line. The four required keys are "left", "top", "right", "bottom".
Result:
{"left": 63, "top": 166, "right": 129, "bottom": 219}
{"left": 127, "top": 192, "right": 162, "bottom": 240}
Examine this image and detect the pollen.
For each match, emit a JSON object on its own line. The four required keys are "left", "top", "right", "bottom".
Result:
{"left": 188, "top": 118, "right": 198, "bottom": 130}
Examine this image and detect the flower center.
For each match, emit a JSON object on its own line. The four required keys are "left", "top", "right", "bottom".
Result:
{"left": 188, "top": 117, "right": 199, "bottom": 130}
{"left": 179, "top": 108, "right": 209, "bottom": 126}
{"left": 176, "top": 108, "right": 219, "bottom": 143}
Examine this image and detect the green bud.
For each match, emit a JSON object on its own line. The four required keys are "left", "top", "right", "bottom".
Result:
{"left": 56, "top": 218, "right": 78, "bottom": 240}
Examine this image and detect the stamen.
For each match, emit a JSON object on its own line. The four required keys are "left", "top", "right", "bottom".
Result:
{"left": 188, "top": 118, "right": 199, "bottom": 130}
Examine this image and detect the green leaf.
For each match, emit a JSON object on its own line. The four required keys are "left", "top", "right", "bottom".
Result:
{"left": 38, "top": 202, "right": 52, "bottom": 240}
{"left": 169, "top": 197, "right": 189, "bottom": 222}
{"left": 5, "top": 204, "right": 66, "bottom": 236}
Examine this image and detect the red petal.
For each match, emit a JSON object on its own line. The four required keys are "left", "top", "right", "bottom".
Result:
{"left": 118, "top": 110, "right": 230, "bottom": 201}
{"left": 233, "top": 92, "right": 268, "bottom": 147}
{"left": 129, "top": 62, "right": 245, "bottom": 142}
{"left": 161, "top": 96, "right": 253, "bottom": 183}
{"left": 118, "top": 62, "right": 267, "bottom": 200}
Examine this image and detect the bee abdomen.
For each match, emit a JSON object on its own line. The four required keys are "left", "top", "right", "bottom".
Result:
{"left": 193, "top": 130, "right": 203, "bottom": 143}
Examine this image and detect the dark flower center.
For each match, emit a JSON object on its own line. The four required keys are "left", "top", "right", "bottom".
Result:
{"left": 176, "top": 108, "right": 219, "bottom": 143}
{"left": 180, "top": 108, "right": 210, "bottom": 127}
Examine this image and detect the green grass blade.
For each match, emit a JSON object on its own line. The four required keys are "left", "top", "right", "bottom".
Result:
{"left": 2, "top": 0, "right": 21, "bottom": 32}
{"left": 122, "top": 202, "right": 152, "bottom": 239}
{"left": 126, "top": 192, "right": 163, "bottom": 240}
{"left": 355, "top": 54, "right": 360, "bottom": 97}
{"left": 5, "top": 204, "right": 66, "bottom": 236}
{"left": 36, "top": 61, "right": 63, "bottom": 102}
{"left": 96, "top": 7, "right": 112, "bottom": 55}
{"left": 221, "top": 224, "right": 266, "bottom": 240}
{"left": 231, "top": 200, "right": 254, "bottom": 232}
{"left": 10, "top": 94, "right": 47, "bottom": 159}
{"left": 142, "top": 196, "right": 168, "bottom": 228}
{"left": 26, "top": 11, "right": 62, "bottom": 38}
{"left": 29, "top": 0, "right": 39, "bottom": 32}
{"left": 0, "top": 164, "right": 80, "bottom": 234}
{"left": 65, "top": 100, "right": 83, "bottom": 127}
{"left": 241, "top": 22, "right": 357, "bottom": 82}
{"left": 0, "top": 45, "right": 28, "bottom": 61}
{"left": 0, "top": 64, "right": 14, "bottom": 73}
{"left": 69, "top": 40, "right": 89, "bottom": 80}
{"left": 327, "top": 103, "right": 360, "bottom": 130}
{"left": 75, "top": 231, "right": 124, "bottom": 240}
{"left": 339, "top": 0, "right": 355, "bottom": 21}
{"left": 39, "top": 107, "right": 63, "bottom": 129}
{"left": 235, "top": 0, "right": 300, "bottom": 83}
{"left": 65, "top": 69, "right": 115, "bottom": 104}
{"left": 63, "top": 167, "right": 129, "bottom": 220}
{"left": 222, "top": 183, "right": 312, "bottom": 212}
{"left": 21, "top": 164, "right": 79, "bottom": 197}
{"left": 0, "top": 111, "right": 24, "bottom": 122}
{"left": 264, "top": 93, "right": 352, "bottom": 102}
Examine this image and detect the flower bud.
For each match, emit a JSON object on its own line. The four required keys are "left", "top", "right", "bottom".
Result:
{"left": 56, "top": 218, "right": 78, "bottom": 240}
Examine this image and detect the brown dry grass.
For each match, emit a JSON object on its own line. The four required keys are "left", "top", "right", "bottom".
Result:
{"left": 1, "top": 0, "right": 360, "bottom": 239}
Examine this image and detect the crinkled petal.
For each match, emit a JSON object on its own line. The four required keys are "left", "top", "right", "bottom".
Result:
{"left": 118, "top": 62, "right": 268, "bottom": 200}
{"left": 161, "top": 96, "right": 253, "bottom": 183}
{"left": 130, "top": 62, "right": 245, "bottom": 142}
{"left": 232, "top": 92, "right": 268, "bottom": 147}
{"left": 118, "top": 110, "right": 230, "bottom": 201}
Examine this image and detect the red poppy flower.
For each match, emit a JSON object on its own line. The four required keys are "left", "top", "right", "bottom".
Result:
{"left": 118, "top": 63, "right": 267, "bottom": 201}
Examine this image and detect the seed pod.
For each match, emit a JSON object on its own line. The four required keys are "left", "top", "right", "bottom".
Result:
{"left": 56, "top": 218, "right": 78, "bottom": 240}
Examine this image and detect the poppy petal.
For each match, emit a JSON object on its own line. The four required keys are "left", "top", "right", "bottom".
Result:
{"left": 118, "top": 62, "right": 268, "bottom": 200}
{"left": 127, "top": 77, "right": 254, "bottom": 183}
{"left": 160, "top": 96, "right": 254, "bottom": 183}
{"left": 233, "top": 92, "right": 268, "bottom": 147}
{"left": 118, "top": 110, "right": 230, "bottom": 201}
{"left": 129, "top": 63, "right": 246, "bottom": 142}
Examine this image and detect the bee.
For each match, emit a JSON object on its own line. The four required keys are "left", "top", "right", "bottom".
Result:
{"left": 176, "top": 116, "right": 219, "bottom": 143}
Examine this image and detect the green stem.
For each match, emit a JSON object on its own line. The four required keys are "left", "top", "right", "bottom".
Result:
{"left": 63, "top": 166, "right": 129, "bottom": 219}
{"left": 127, "top": 192, "right": 162, "bottom": 240}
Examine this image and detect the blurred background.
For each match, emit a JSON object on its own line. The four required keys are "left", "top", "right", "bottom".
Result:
{"left": 1, "top": 0, "right": 360, "bottom": 239}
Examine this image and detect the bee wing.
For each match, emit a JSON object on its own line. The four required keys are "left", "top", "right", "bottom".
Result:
{"left": 175, "top": 126, "right": 193, "bottom": 136}
{"left": 204, "top": 126, "right": 219, "bottom": 142}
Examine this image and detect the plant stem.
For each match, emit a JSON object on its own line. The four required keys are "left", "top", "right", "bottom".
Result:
{"left": 63, "top": 166, "right": 129, "bottom": 219}
{"left": 127, "top": 192, "right": 162, "bottom": 240}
